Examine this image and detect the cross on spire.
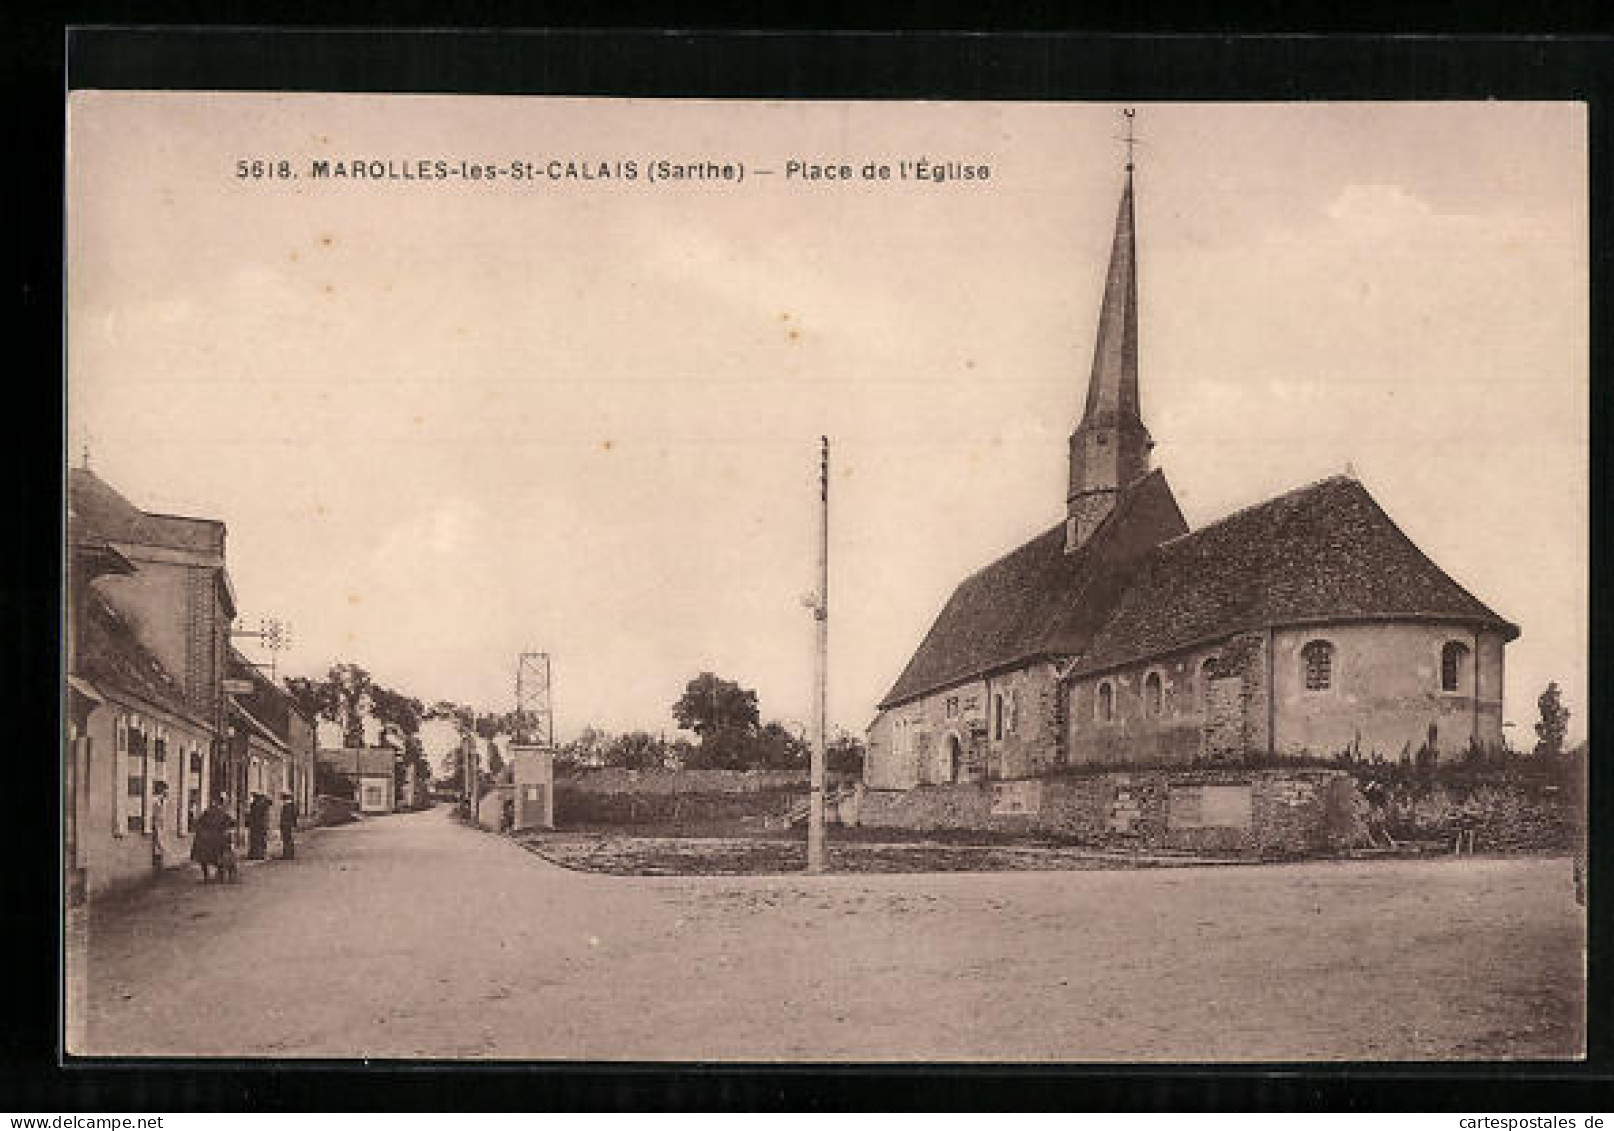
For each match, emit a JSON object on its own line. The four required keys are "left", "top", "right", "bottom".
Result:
{"left": 1119, "top": 108, "right": 1139, "bottom": 172}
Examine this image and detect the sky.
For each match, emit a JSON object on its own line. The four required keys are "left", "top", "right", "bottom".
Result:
{"left": 67, "top": 96, "right": 1588, "bottom": 751}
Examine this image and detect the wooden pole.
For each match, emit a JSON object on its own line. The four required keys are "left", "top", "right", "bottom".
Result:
{"left": 808, "top": 436, "right": 829, "bottom": 873}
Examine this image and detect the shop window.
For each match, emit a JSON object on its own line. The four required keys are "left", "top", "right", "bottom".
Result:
{"left": 1441, "top": 641, "right": 1470, "bottom": 693}
{"left": 1302, "top": 640, "right": 1334, "bottom": 692}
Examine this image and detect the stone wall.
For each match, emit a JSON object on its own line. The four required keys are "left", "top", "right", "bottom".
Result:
{"left": 865, "top": 663, "right": 1063, "bottom": 789}
{"left": 557, "top": 767, "right": 855, "bottom": 796}
{"left": 1067, "top": 632, "right": 1268, "bottom": 767}
{"left": 856, "top": 768, "right": 1362, "bottom": 856}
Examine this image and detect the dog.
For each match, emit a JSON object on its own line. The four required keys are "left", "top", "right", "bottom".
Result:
{"left": 215, "top": 842, "right": 240, "bottom": 884}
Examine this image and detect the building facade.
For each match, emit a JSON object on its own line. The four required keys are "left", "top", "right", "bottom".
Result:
{"left": 865, "top": 160, "right": 1516, "bottom": 790}
{"left": 67, "top": 470, "right": 236, "bottom": 899}
{"left": 316, "top": 747, "right": 397, "bottom": 813}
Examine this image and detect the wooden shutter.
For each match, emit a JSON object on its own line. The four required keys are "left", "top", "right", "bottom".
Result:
{"left": 112, "top": 714, "right": 128, "bottom": 837}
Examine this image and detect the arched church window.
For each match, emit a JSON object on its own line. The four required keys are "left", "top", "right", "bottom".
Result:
{"left": 1302, "top": 640, "right": 1334, "bottom": 692}
{"left": 1143, "top": 671, "right": 1163, "bottom": 718}
{"left": 1198, "top": 657, "right": 1218, "bottom": 712}
{"left": 1096, "top": 681, "right": 1114, "bottom": 723}
{"left": 1441, "top": 641, "right": 1470, "bottom": 693}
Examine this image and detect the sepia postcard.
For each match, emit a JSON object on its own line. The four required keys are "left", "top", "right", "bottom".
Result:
{"left": 63, "top": 91, "right": 1588, "bottom": 1063}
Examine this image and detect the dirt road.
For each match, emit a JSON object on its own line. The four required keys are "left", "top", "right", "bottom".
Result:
{"left": 71, "top": 805, "right": 1584, "bottom": 1061}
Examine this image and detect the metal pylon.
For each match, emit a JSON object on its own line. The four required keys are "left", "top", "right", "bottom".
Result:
{"left": 515, "top": 652, "right": 554, "bottom": 747}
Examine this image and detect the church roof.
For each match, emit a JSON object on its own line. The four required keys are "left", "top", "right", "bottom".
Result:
{"left": 878, "top": 469, "right": 1187, "bottom": 709}
{"left": 1071, "top": 475, "right": 1520, "bottom": 676}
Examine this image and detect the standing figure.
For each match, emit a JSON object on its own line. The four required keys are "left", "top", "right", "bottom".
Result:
{"left": 190, "top": 793, "right": 231, "bottom": 883}
{"left": 246, "top": 792, "right": 272, "bottom": 860}
{"left": 150, "top": 780, "right": 169, "bottom": 872}
{"left": 278, "top": 791, "right": 299, "bottom": 860}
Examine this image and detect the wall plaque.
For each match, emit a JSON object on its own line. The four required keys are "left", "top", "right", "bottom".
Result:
{"left": 1168, "top": 783, "right": 1253, "bottom": 829}
{"left": 991, "top": 779, "right": 1042, "bottom": 816}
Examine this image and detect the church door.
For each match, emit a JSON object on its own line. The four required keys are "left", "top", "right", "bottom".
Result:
{"left": 947, "top": 735, "right": 962, "bottom": 783}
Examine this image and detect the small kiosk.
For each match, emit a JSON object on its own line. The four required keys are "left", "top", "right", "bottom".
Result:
{"left": 510, "top": 745, "right": 555, "bottom": 830}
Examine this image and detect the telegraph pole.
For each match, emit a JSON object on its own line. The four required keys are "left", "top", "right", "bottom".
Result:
{"left": 808, "top": 436, "right": 829, "bottom": 873}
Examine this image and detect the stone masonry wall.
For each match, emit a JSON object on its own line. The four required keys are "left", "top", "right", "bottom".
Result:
{"left": 856, "top": 767, "right": 1361, "bottom": 856}
{"left": 558, "top": 767, "right": 856, "bottom": 796}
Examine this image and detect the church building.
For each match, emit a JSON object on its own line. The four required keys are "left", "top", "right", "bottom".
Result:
{"left": 864, "top": 153, "right": 1518, "bottom": 791}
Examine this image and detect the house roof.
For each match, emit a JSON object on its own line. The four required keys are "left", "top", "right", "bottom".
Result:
{"left": 230, "top": 698, "right": 288, "bottom": 752}
{"left": 1071, "top": 475, "right": 1520, "bottom": 676}
{"left": 76, "top": 592, "right": 208, "bottom": 728}
{"left": 68, "top": 468, "right": 226, "bottom": 557}
{"left": 317, "top": 747, "right": 396, "bottom": 777}
{"left": 878, "top": 469, "right": 1188, "bottom": 708}
{"left": 225, "top": 646, "right": 312, "bottom": 739}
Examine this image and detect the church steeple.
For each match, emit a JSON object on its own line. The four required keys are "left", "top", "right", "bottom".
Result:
{"left": 1066, "top": 115, "right": 1154, "bottom": 553}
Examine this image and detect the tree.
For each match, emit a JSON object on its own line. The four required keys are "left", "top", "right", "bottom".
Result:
{"left": 369, "top": 683, "right": 425, "bottom": 739}
{"left": 607, "top": 731, "right": 664, "bottom": 770}
{"left": 326, "top": 663, "right": 373, "bottom": 747}
{"left": 827, "top": 729, "right": 866, "bottom": 775}
{"left": 1534, "top": 682, "right": 1570, "bottom": 761}
{"left": 284, "top": 676, "right": 333, "bottom": 726}
{"left": 557, "top": 725, "right": 612, "bottom": 769}
{"left": 753, "top": 721, "right": 808, "bottom": 769}
{"left": 672, "top": 672, "right": 760, "bottom": 740}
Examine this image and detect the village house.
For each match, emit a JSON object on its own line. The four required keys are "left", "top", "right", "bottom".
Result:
{"left": 316, "top": 747, "right": 397, "bottom": 814}
{"left": 66, "top": 468, "right": 236, "bottom": 899}
{"left": 226, "top": 646, "right": 317, "bottom": 829}
{"left": 865, "top": 159, "right": 1517, "bottom": 791}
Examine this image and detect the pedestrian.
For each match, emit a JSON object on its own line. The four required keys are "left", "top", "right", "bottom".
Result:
{"left": 247, "top": 791, "right": 271, "bottom": 860}
{"left": 150, "top": 781, "right": 169, "bottom": 873}
{"left": 278, "top": 790, "right": 299, "bottom": 860}
{"left": 191, "top": 792, "right": 231, "bottom": 883}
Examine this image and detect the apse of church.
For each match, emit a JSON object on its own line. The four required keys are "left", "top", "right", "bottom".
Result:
{"left": 864, "top": 135, "right": 1516, "bottom": 792}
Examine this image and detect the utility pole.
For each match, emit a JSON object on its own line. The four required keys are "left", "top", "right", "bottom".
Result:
{"left": 808, "top": 436, "right": 829, "bottom": 873}
{"left": 462, "top": 731, "right": 478, "bottom": 819}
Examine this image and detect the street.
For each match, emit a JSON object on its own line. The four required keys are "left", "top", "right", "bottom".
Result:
{"left": 70, "top": 805, "right": 1585, "bottom": 1061}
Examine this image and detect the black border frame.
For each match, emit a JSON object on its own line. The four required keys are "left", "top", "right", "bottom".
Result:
{"left": 10, "top": 22, "right": 1610, "bottom": 1112}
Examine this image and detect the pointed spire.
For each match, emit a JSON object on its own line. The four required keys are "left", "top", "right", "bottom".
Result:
{"left": 1079, "top": 166, "right": 1140, "bottom": 430}
{"left": 1065, "top": 113, "right": 1153, "bottom": 554}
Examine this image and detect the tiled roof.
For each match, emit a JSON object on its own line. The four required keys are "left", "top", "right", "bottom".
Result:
{"left": 76, "top": 592, "right": 208, "bottom": 727}
{"left": 317, "top": 747, "right": 396, "bottom": 777}
{"left": 1072, "top": 475, "right": 1519, "bottom": 676}
{"left": 68, "top": 468, "right": 225, "bottom": 556}
{"left": 878, "top": 470, "right": 1188, "bottom": 708}
{"left": 230, "top": 698, "right": 287, "bottom": 751}
{"left": 225, "top": 646, "right": 312, "bottom": 741}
